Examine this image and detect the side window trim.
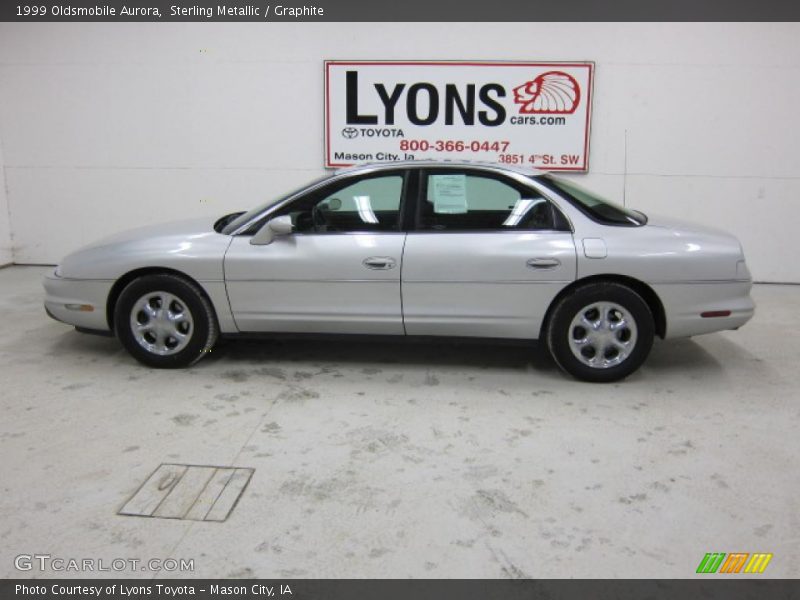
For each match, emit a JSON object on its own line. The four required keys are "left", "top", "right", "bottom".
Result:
{"left": 398, "top": 168, "right": 418, "bottom": 233}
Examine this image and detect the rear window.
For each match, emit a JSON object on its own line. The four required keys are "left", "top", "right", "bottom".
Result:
{"left": 538, "top": 175, "right": 647, "bottom": 227}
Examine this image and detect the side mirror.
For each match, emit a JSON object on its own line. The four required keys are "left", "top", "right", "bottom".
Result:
{"left": 250, "top": 215, "right": 293, "bottom": 246}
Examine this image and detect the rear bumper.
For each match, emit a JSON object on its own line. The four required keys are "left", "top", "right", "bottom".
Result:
{"left": 653, "top": 280, "right": 755, "bottom": 339}
{"left": 43, "top": 271, "right": 113, "bottom": 332}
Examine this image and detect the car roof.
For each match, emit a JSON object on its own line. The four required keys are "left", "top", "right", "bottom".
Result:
{"left": 334, "top": 160, "right": 546, "bottom": 178}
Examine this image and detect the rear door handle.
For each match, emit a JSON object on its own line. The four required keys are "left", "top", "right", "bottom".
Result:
{"left": 526, "top": 258, "right": 561, "bottom": 269}
{"left": 363, "top": 256, "right": 396, "bottom": 270}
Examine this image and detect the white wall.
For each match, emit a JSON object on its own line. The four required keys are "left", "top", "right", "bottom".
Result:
{"left": 0, "top": 132, "right": 11, "bottom": 266}
{"left": 0, "top": 22, "right": 798, "bottom": 281}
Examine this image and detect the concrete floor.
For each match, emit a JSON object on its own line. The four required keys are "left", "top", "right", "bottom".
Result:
{"left": 0, "top": 265, "right": 798, "bottom": 579}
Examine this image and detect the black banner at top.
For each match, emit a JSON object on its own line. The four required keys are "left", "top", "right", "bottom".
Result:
{"left": 1, "top": 0, "right": 800, "bottom": 22}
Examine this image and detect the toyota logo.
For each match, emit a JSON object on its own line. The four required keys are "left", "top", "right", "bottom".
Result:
{"left": 341, "top": 127, "right": 358, "bottom": 139}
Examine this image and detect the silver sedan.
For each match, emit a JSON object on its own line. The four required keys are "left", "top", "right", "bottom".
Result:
{"left": 43, "top": 162, "right": 754, "bottom": 382}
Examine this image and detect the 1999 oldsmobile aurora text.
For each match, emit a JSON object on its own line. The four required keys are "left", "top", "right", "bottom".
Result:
{"left": 37, "top": 5, "right": 325, "bottom": 19}
{"left": 15, "top": 584, "right": 294, "bottom": 597}
{"left": 43, "top": 161, "right": 754, "bottom": 382}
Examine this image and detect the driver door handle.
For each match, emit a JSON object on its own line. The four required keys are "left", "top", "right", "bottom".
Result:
{"left": 363, "top": 256, "right": 396, "bottom": 270}
{"left": 526, "top": 258, "right": 561, "bottom": 269}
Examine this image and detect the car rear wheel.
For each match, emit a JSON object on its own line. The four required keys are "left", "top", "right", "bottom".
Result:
{"left": 547, "top": 282, "right": 654, "bottom": 382}
{"left": 114, "top": 274, "right": 218, "bottom": 368}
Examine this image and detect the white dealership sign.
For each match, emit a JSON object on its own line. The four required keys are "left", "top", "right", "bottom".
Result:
{"left": 325, "top": 61, "right": 594, "bottom": 171}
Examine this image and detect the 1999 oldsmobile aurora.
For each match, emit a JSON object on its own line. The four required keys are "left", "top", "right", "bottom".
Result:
{"left": 44, "top": 162, "right": 754, "bottom": 382}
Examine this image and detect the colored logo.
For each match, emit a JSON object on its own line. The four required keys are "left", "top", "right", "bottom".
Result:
{"left": 696, "top": 552, "right": 773, "bottom": 574}
{"left": 513, "top": 71, "right": 580, "bottom": 114}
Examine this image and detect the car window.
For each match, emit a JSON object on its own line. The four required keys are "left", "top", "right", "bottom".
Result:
{"left": 276, "top": 174, "right": 404, "bottom": 233}
{"left": 221, "top": 175, "right": 331, "bottom": 235}
{"left": 538, "top": 175, "right": 647, "bottom": 227}
{"left": 418, "top": 171, "right": 556, "bottom": 231}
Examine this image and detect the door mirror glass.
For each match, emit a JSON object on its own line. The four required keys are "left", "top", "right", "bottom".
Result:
{"left": 320, "top": 197, "right": 342, "bottom": 211}
{"left": 250, "top": 215, "right": 294, "bottom": 245}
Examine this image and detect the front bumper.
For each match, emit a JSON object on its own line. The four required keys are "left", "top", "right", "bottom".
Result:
{"left": 43, "top": 270, "right": 114, "bottom": 332}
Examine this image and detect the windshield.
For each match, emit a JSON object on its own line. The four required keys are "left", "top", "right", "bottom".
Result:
{"left": 538, "top": 175, "right": 646, "bottom": 227}
{"left": 220, "top": 174, "right": 331, "bottom": 235}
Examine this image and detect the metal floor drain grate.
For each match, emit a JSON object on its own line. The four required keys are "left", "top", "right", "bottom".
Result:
{"left": 119, "top": 464, "right": 254, "bottom": 522}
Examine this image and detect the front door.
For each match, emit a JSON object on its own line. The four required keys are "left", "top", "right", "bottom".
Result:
{"left": 224, "top": 171, "right": 408, "bottom": 334}
{"left": 401, "top": 168, "right": 577, "bottom": 339}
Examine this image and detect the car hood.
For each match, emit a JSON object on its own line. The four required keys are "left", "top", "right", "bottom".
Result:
{"left": 79, "top": 218, "right": 215, "bottom": 252}
{"left": 55, "top": 217, "right": 231, "bottom": 280}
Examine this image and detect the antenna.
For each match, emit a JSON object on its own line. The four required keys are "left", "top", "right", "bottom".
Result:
{"left": 623, "top": 129, "right": 628, "bottom": 207}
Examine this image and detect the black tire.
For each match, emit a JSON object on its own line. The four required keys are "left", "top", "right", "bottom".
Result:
{"left": 114, "top": 274, "right": 218, "bottom": 368}
{"left": 546, "top": 282, "right": 654, "bottom": 382}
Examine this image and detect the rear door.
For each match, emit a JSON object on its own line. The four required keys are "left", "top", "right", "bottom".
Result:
{"left": 401, "top": 168, "right": 577, "bottom": 339}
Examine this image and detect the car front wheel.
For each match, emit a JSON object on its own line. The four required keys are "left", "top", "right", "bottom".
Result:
{"left": 114, "top": 274, "right": 218, "bottom": 368}
{"left": 547, "top": 282, "right": 654, "bottom": 382}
